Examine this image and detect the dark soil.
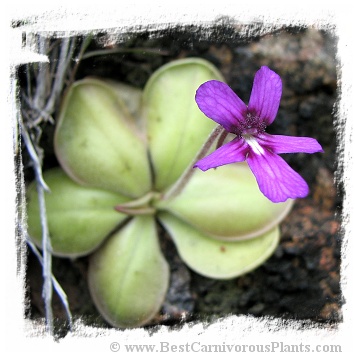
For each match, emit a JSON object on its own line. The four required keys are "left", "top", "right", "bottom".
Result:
{"left": 22, "top": 24, "right": 342, "bottom": 335}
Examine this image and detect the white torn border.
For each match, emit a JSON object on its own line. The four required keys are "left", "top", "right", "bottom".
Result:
{"left": 1, "top": 1, "right": 354, "bottom": 354}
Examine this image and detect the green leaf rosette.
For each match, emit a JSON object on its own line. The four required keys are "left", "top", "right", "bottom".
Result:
{"left": 26, "top": 58, "right": 293, "bottom": 328}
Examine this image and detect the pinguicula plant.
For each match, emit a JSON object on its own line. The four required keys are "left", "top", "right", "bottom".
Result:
{"left": 26, "top": 58, "right": 319, "bottom": 329}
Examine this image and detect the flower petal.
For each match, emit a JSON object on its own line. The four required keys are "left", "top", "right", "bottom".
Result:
{"left": 194, "top": 137, "right": 249, "bottom": 171}
{"left": 246, "top": 149, "right": 309, "bottom": 202}
{"left": 195, "top": 80, "right": 247, "bottom": 132}
{"left": 248, "top": 66, "right": 282, "bottom": 125}
{"left": 257, "top": 133, "right": 324, "bottom": 154}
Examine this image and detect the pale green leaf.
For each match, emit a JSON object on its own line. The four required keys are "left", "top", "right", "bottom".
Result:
{"left": 143, "top": 58, "right": 224, "bottom": 191}
{"left": 159, "top": 212, "right": 280, "bottom": 279}
{"left": 54, "top": 78, "right": 151, "bottom": 198}
{"left": 157, "top": 163, "right": 293, "bottom": 241}
{"left": 88, "top": 215, "right": 169, "bottom": 328}
{"left": 103, "top": 80, "right": 144, "bottom": 133}
{"left": 26, "top": 168, "right": 129, "bottom": 258}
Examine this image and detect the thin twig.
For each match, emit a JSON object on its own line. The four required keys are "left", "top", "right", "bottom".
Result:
{"left": 21, "top": 37, "right": 79, "bottom": 335}
{"left": 37, "top": 180, "right": 53, "bottom": 335}
{"left": 29, "top": 38, "right": 76, "bottom": 129}
{"left": 68, "top": 35, "right": 93, "bottom": 85}
{"left": 25, "top": 63, "right": 32, "bottom": 102}
{"left": 81, "top": 47, "right": 170, "bottom": 61}
{"left": 25, "top": 237, "right": 73, "bottom": 330}
{"left": 21, "top": 36, "right": 86, "bottom": 335}
{"left": 44, "top": 38, "right": 72, "bottom": 113}
{"left": 33, "top": 36, "right": 49, "bottom": 110}
{"left": 19, "top": 119, "right": 49, "bottom": 192}
{"left": 20, "top": 115, "right": 53, "bottom": 334}
{"left": 22, "top": 93, "right": 55, "bottom": 126}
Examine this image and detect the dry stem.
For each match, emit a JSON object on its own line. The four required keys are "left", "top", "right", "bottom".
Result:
{"left": 20, "top": 34, "right": 86, "bottom": 336}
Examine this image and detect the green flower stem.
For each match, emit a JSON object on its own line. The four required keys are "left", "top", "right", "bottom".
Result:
{"left": 215, "top": 129, "right": 229, "bottom": 150}
{"left": 162, "top": 125, "right": 224, "bottom": 200}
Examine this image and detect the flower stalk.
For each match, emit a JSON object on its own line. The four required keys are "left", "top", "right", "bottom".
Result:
{"left": 162, "top": 124, "right": 224, "bottom": 200}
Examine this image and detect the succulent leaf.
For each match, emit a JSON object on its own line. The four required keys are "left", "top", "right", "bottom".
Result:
{"left": 88, "top": 215, "right": 169, "bottom": 328}
{"left": 26, "top": 168, "right": 129, "bottom": 257}
{"left": 159, "top": 212, "right": 280, "bottom": 279}
{"left": 54, "top": 78, "right": 151, "bottom": 198}
{"left": 156, "top": 163, "right": 293, "bottom": 241}
{"left": 143, "top": 58, "right": 224, "bottom": 191}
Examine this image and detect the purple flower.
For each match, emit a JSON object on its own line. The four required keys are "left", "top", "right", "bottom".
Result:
{"left": 194, "top": 66, "right": 323, "bottom": 203}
